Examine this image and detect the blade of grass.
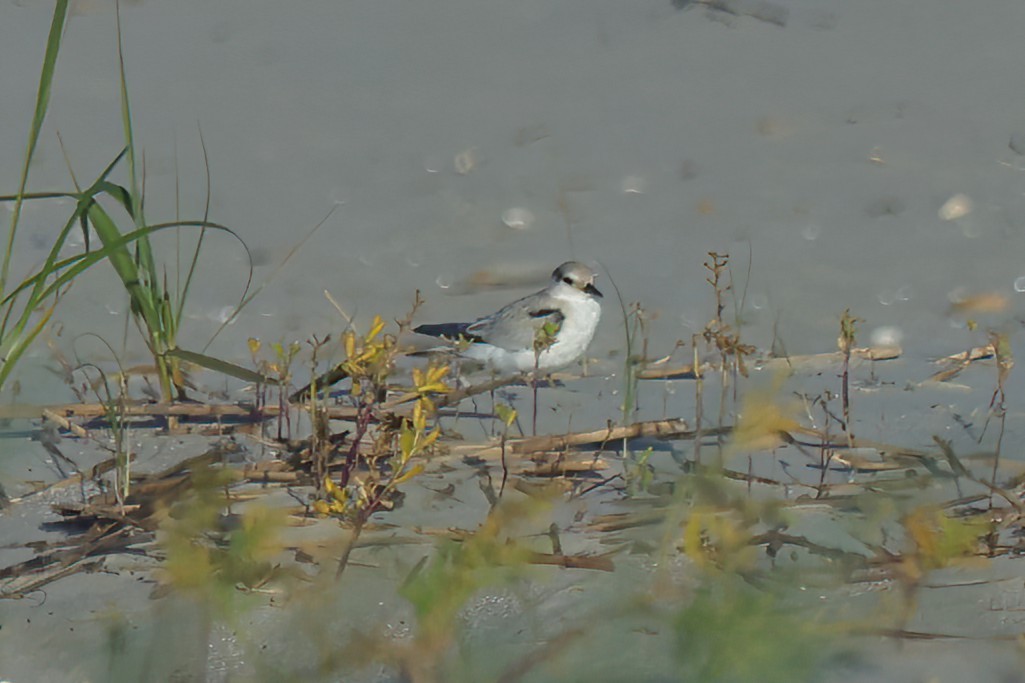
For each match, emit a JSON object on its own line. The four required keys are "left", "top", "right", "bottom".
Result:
{"left": 175, "top": 125, "right": 213, "bottom": 324}
{"left": 114, "top": 0, "right": 161, "bottom": 346}
{"left": 0, "top": 150, "right": 145, "bottom": 385}
{"left": 114, "top": 0, "right": 142, "bottom": 229}
{"left": 0, "top": 192, "right": 76, "bottom": 203}
{"left": 0, "top": 172, "right": 105, "bottom": 343}
{"left": 166, "top": 348, "right": 270, "bottom": 385}
{"left": 85, "top": 202, "right": 162, "bottom": 334}
{"left": 1, "top": 0, "right": 69, "bottom": 296}
{"left": 0, "top": 220, "right": 233, "bottom": 315}
{"left": 0, "top": 304, "right": 55, "bottom": 390}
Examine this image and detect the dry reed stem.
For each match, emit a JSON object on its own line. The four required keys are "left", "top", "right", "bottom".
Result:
{"left": 637, "top": 345, "right": 902, "bottom": 380}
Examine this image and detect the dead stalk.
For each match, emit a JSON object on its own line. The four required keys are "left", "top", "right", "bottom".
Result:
{"left": 986, "top": 332, "right": 1013, "bottom": 510}
{"left": 693, "top": 334, "right": 703, "bottom": 464}
{"left": 838, "top": 309, "right": 859, "bottom": 450}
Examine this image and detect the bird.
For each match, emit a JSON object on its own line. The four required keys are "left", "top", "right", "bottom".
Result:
{"left": 413, "top": 261, "right": 603, "bottom": 374}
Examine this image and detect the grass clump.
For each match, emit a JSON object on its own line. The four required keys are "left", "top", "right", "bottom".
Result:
{"left": 0, "top": 1, "right": 244, "bottom": 402}
{"left": 674, "top": 579, "right": 838, "bottom": 683}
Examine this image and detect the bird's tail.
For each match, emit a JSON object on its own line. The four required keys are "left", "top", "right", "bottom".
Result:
{"left": 413, "top": 322, "right": 473, "bottom": 340}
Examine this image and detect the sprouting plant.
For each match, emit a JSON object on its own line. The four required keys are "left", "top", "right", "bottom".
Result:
{"left": 693, "top": 331, "right": 705, "bottom": 464}
{"left": 597, "top": 265, "right": 643, "bottom": 427}
{"left": 105, "top": 370, "right": 131, "bottom": 507}
{"left": 620, "top": 302, "right": 649, "bottom": 426}
{"left": 271, "top": 341, "right": 303, "bottom": 389}
{"left": 705, "top": 251, "right": 730, "bottom": 324}
{"left": 533, "top": 318, "right": 560, "bottom": 356}
{"left": 158, "top": 465, "right": 286, "bottom": 617}
{"left": 983, "top": 330, "right": 1013, "bottom": 508}
{"left": 302, "top": 334, "right": 333, "bottom": 484}
{"left": 802, "top": 389, "right": 839, "bottom": 497}
{"left": 624, "top": 446, "right": 654, "bottom": 496}
{"left": 892, "top": 505, "right": 991, "bottom": 629}
{"left": 528, "top": 316, "right": 561, "bottom": 435}
{"left": 273, "top": 340, "right": 303, "bottom": 435}
{"left": 62, "top": 334, "right": 134, "bottom": 504}
{"left": 681, "top": 505, "right": 761, "bottom": 576}
{"left": 598, "top": 264, "right": 651, "bottom": 471}
{"left": 495, "top": 402, "right": 518, "bottom": 498}
{"left": 304, "top": 316, "right": 451, "bottom": 578}
{"left": 674, "top": 578, "right": 836, "bottom": 683}
{"left": 730, "top": 377, "right": 803, "bottom": 454}
{"left": 699, "top": 252, "right": 755, "bottom": 452}
{"left": 246, "top": 336, "right": 302, "bottom": 439}
{"left": 837, "top": 308, "right": 861, "bottom": 448}
{"left": 391, "top": 499, "right": 539, "bottom": 682}
{"left": 246, "top": 337, "right": 269, "bottom": 414}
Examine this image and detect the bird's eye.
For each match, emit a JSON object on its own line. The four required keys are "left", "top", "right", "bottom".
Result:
{"left": 562, "top": 277, "right": 573, "bottom": 286}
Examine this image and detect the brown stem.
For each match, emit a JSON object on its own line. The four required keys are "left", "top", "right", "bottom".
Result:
{"left": 335, "top": 515, "right": 365, "bottom": 580}
{"left": 499, "top": 432, "right": 509, "bottom": 498}
{"left": 693, "top": 336, "right": 703, "bottom": 465}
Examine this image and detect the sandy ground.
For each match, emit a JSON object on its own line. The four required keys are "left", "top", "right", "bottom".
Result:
{"left": 4, "top": 0, "right": 1025, "bottom": 679}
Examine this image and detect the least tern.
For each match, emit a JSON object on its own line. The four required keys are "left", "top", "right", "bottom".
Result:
{"left": 414, "top": 261, "right": 603, "bottom": 374}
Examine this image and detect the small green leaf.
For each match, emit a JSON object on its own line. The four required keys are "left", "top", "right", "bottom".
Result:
{"left": 495, "top": 403, "right": 517, "bottom": 428}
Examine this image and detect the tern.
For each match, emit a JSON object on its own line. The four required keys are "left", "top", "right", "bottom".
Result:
{"left": 414, "top": 262, "right": 603, "bottom": 374}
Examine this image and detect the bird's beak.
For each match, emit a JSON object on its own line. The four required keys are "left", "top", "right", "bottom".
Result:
{"left": 584, "top": 282, "right": 603, "bottom": 298}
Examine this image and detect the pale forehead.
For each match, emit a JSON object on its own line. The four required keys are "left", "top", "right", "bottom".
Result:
{"left": 554, "top": 262, "right": 596, "bottom": 280}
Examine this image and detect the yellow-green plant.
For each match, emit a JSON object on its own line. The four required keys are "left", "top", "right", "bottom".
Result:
{"left": 495, "top": 402, "right": 518, "bottom": 498}
{"left": 159, "top": 464, "right": 286, "bottom": 616}
{"left": 393, "top": 500, "right": 538, "bottom": 681}
{"left": 313, "top": 348, "right": 449, "bottom": 520}
{"left": 891, "top": 505, "right": 990, "bottom": 628}
{"left": 674, "top": 579, "right": 836, "bottom": 683}
{"left": 306, "top": 317, "right": 450, "bottom": 581}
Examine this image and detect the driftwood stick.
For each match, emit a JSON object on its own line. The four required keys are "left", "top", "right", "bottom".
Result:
{"left": 447, "top": 419, "right": 733, "bottom": 461}
{"left": 2, "top": 375, "right": 522, "bottom": 427}
{"left": 511, "top": 418, "right": 692, "bottom": 454}
{"left": 637, "top": 345, "right": 902, "bottom": 380}
{"left": 527, "top": 551, "right": 615, "bottom": 572}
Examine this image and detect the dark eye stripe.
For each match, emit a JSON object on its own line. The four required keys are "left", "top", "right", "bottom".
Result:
{"left": 562, "top": 277, "right": 573, "bottom": 285}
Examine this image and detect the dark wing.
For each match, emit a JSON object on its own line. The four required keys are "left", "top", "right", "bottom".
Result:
{"left": 413, "top": 322, "right": 487, "bottom": 343}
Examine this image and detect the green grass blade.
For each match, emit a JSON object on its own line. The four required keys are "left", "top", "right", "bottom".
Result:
{"left": 94, "top": 180, "right": 133, "bottom": 216}
{"left": 114, "top": 3, "right": 141, "bottom": 228}
{"left": 166, "top": 348, "right": 269, "bottom": 385}
{"left": 175, "top": 127, "right": 213, "bottom": 324}
{"left": 0, "top": 191, "right": 88, "bottom": 342}
{"left": 0, "top": 222, "right": 168, "bottom": 312}
{"left": 0, "top": 192, "right": 75, "bottom": 203}
{"left": 113, "top": 1, "right": 164, "bottom": 362}
{"left": 0, "top": 218, "right": 235, "bottom": 379}
{"left": 2, "top": 0, "right": 70, "bottom": 296}
{"left": 113, "top": 1, "right": 158, "bottom": 305}
{"left": 0, "top": 149, "right": 128, "bottom": 340}
{"left": 86, "top": 202, "right": 162, "bottom": 334}
{"left": 0, "top": 304, "right": 55, "bottom": 391}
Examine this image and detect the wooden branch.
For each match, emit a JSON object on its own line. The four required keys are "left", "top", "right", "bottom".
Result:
{"left": 637, "top": 345, "right": 902, "bottom": 380}
{"left": 527, "top": 551, "right": 615, "bottom": 572}
{"left": 517, "top": 458, "right": 609, "bottom": 477}
{"left": 511, "top": 418, "right": 692, "bottom": 454}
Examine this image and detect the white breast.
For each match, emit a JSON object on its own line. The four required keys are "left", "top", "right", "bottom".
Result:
{"left": 459, "top": 287, "right": 602, "bottom": 374}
